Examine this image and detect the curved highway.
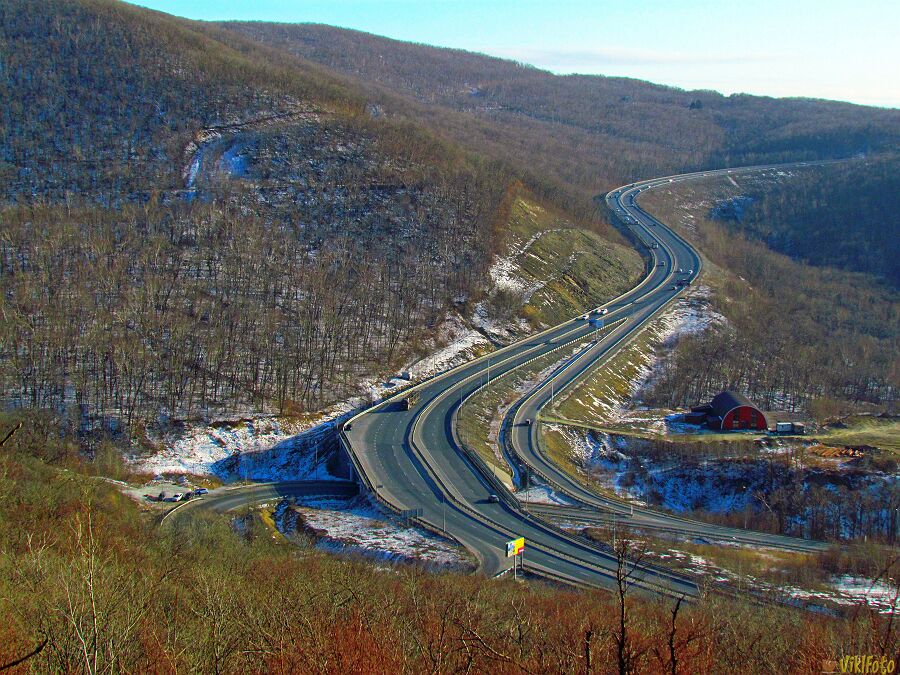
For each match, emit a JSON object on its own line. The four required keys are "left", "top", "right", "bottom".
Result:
{"left": 504, "top": 169, "right": 828, "bottom": 553}
{"left": 161, "top": 480, "right": 359, "bottom": 524}
{"left": 341, "top": 162, "right": 833, "bottom": 594}
{"left": 164, "top": 162, "right": 831, "bottom": 595}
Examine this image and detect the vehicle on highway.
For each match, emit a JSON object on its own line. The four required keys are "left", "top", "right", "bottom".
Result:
{"left": 687, "top": 269, "right": 693, "bottom": 274}
{"left": 658, "top": 261, "right": 666, "bottom": 266}
{"left": 400, "top": 390, "right": 420, "bottom": 411}
{"left": 581, "top": 313, "right": 590, "bottom": 320}
{"left": 671, "top": 285, "right": 678, "bottom": 290}
{"left": 487, "top": 494, "right": 500, "bottom": 503}
{"left": 523, "top": 418, "right": 532, "bottom": 426}
{"left": 677, "top": 267, "right": 683, "bottom": 273}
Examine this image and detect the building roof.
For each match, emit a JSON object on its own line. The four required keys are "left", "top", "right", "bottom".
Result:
{"left": 709, "top": 390, "right": 759, "bottom": 418}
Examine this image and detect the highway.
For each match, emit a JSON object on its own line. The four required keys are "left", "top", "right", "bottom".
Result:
{"left": 340, "top": 162, "right": 831, "bottom": 594}
{"left": 161, "top": 162, "right": 830, "bottom": 595}
{"left": 503, "top": 173, "right": 828, "bottom": 553}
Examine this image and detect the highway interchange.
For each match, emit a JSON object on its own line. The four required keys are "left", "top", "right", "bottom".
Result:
{"left": 171, "top": 162, "right": 829, "bottom": 597}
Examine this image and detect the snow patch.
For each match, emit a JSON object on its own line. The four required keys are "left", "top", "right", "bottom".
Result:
{"left": 277, "top": 496, "right": 469, "bottom": 569}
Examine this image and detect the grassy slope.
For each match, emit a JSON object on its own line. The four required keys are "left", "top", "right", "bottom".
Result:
{"left": 498, "top": 195, "right": 643, "bottom": 327}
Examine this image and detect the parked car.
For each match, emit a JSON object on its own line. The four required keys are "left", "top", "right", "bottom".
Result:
{"left": 165, "top": 493, "right": 184, "bottom": 502}
{"left": 193, "top": 487, "right": 209, "bottom": 496}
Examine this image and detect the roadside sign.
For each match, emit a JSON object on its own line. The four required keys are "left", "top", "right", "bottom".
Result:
{"left": 505, "top": 537, "right": 525, "bottom": 558}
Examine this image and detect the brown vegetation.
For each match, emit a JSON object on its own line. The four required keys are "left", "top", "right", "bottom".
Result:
{"left": 0, "top": 412, "right": 897, "bottom": 673}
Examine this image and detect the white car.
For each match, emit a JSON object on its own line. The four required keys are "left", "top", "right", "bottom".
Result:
{"left": 165, "top": 493, "right": 184, "bottom": 502}
{"left": 599, "top": 308, "right": 608, "bottom": 315}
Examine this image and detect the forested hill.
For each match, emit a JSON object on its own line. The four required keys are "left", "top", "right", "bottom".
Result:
{"left": 221, "top": 23, "right": 900, "bottom": 197}
{"left": 722, "top": 157, "right": 900, "bottom": 288}
{"left": 0, "top": 0, "right": 521, "bottom": 425}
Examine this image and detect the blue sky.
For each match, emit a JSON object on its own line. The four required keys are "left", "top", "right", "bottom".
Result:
{"left": 130, "top": 0, "right": 899, "bottom": 108}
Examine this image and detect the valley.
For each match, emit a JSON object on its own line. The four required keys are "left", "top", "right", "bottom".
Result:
{"left": 0, "top": 1, "right": 897, "bottom": 671}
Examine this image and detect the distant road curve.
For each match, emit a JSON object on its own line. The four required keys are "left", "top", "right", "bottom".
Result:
{"left": 160, "top": 480, "right": 358, "bottom": 524}
{"left": 503, "top": 164, "right": 830, "bottom": 554}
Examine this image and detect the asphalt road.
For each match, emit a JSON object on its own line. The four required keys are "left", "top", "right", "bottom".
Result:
{"left": 161, "top": 480, "right": 359, "bottom": 524}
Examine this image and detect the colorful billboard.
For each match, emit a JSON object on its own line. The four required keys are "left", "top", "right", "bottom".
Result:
{"left": 505, "top": 537, "right": 525, "bottom": 557}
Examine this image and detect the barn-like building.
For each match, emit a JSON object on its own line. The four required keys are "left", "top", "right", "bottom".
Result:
{"left": 689, "top": 390, "right": 768, "bottom": 431}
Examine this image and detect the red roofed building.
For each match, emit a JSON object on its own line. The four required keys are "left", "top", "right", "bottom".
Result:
{"left": 690, "top": 390, "right": 768, "bottom": 431}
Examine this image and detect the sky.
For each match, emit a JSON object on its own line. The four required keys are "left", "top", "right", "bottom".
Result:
{"left": 129, "top": 0, "right": 899, "bottom": 108}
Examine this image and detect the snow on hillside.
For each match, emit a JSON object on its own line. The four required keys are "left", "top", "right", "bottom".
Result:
{"left": 135, "top": 409, "right": 349, "bottom": 480}
{"left": 515, "top": 482, "right": 578, "bottom": 506}
{"left": 276, "top": 497, "right": 471, "bottom": 570}
{"left": 405, "top": 314, "right": 492, "bottom": 379}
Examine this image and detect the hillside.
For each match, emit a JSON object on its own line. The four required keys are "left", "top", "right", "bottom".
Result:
{"left": 715, "top": 157, "right": 900, "bottom": 287}
{"left": 222, "top": 22, "right": 900, "bottom": 204}
{"left": 3, "top": 421, "right": 895, "bottom": 672}
{"left": 636, "top": 165, "right": 899, "bottom": 414}
{"left": 1, "top": 0, "right": 656, "bottom": 429}
{"left": 0, "top": 0, "right": 510, "bottom": 425}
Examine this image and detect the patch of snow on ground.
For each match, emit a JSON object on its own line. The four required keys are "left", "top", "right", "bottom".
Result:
{"left": 406, "top": 314, "right": 492, "bottom": 380}
{"left": 827, "top": 575, "right": 899, "bottom": 614}
{"left": 489, "top": 229, "right": 558, "bottom": 294}
{"left": 647, "top": 547, "right": 897, "bottom": 613}
{"left": 516, "top": 481, "right": 578, "bottom": 506}
{"left": 277, "top": 496, "right": 470, "bottom": 569}
{"left": 136, "top": 411, "right": 347, "bottom": 481}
